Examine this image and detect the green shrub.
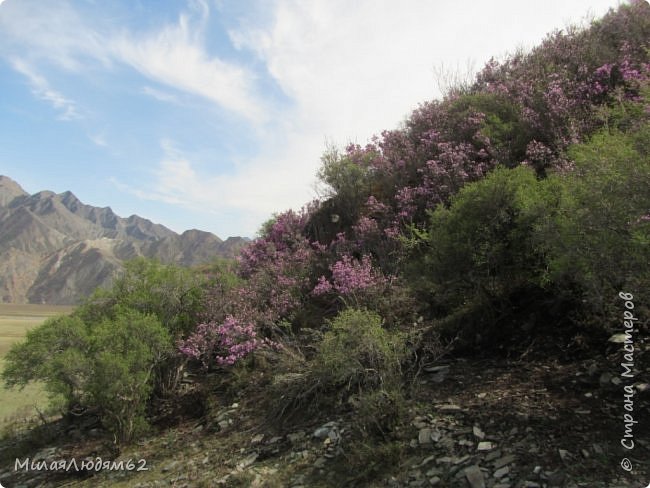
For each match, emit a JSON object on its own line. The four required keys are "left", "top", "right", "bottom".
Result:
{"left": 88, "top": 308, "right": 170, "bottom": 442}
{"left": 313, "top": 308, "right": 406, "bottom": 392}
{"left": 79, "top": 257, "right": 205, "bottom": 338}
{"left": 77, "top": 258, "right": 205, "bottom": 396}
{"left": 411, "top": 166, "right": 558, "bottom": 316}
{"left": 2, "top": 315, "right": 92, "bottom": 408}
{"left": 447, "top": 92, "right": 533, "bottom": 165}
{"left": 409, "top": 116, "right": 650, "bottom": 348}
{"left": 2, "top": 308, "right": 170, "bottom": 443}
{"left": 2, "top": 258, "right": 204, "bottom": 443}
{"left": 264, "top": 309, "right": 407, "bottom": 429}
{"left": 543, "top": 123, "right": 650, "bottom": 322}
{"left": 313, "top": 308, "right": 406, "bottom": 432}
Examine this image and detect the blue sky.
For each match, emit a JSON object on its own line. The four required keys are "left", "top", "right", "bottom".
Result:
{"left": 0, "top": 0, "right": 622, "bottom": 238}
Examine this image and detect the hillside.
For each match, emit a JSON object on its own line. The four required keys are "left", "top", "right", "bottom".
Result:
{"left": 0, "top": 176, "right": 246, "bottom": 304}
{"left": 1, "top": 2, "right": 649, "bottom": 488}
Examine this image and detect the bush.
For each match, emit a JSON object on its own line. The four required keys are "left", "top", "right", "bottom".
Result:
{"left": 411, "top": 166, "right": 558, "bottom": 324}
{"left": 2, "top": 258, "right": 204, "bottom": 443}
{"left": 2, "top": 308, "right": 170, "bottom": 443}
{"left": 77, "top": 258, "right": 206, "bottom": 396}
{"left": 88, "top": 308, "right": 170, "bottom": 443}
{"left": 313, "top": 308, "right": 405, "bottom": 392}
{"left": 2, "top": 315, "right": 92, "bottom": 408}
{"left": 264, "top": 309, "right": 407, "bottom": 431}
{"left": 543, "top": 121, "right": 650, "bottom": 323}
{"left": 80, "top": 258, "right": 205, "bottom": 338}
{"left": 410, "top": 110, "right": 650, "bottom": 349}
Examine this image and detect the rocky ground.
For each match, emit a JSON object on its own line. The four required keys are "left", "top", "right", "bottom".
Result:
{"left": 1, "top": 345, "right": 648, "bottom": 488}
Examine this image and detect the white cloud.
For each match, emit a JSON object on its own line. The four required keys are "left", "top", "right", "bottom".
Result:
{"left": 89, "top": 133, "right": 107, "bottom": 147}
{"left": 1, "top": 0, "right": 265, "bottom": 123}
{"left": 108, "top": 4, "right": 266, "bottom": 123}
{"left": 112, "top": 137, "right": 316, "bottom": 237}
{"left": 142, "top": 86, "right": 179, "bottom": 104}
{"left": 117, "top": 0, "right": 620, "bottom": 236}
{"left": 1, "top": 0, "right": 623, "bottom": 237}
{"left": 11, "top": 59, "right": 82, "bottom": 120}
{"left": 0, "top": 1, "right": 110, "bottom": 71}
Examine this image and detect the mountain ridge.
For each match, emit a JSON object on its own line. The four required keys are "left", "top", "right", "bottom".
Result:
{"left": 0, "top": 175, "right": 246, "bottom": 304}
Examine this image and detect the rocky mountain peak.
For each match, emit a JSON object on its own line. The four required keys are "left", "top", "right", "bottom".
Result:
{"left": 0, "top": 175, "right": 248, "bottom": 304}
{"left": 0, "top": 175, "right": 28, "bottom": 206}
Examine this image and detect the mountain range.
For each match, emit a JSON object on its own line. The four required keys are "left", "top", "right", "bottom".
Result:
{"left": 0, "top": 175, "right": 246, "bottom": 304}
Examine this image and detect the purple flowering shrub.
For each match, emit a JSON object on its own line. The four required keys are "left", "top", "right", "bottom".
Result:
{"left": 312, "top": 254, "right": 387, "bottom": 304}
{"left": 180, "top": 2, "right": 649, "bottom": 367}
{"left": 178, "top": 315, "right": 278, "bottom": 367}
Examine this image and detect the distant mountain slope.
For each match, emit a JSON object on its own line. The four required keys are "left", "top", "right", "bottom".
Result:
{"left": 0, "top": 175, "right": 246, "bottom": 304}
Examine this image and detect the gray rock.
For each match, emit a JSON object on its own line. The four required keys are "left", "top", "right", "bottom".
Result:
{"left": 423, "top": 365, "right": 450, "bottom": 373}
{"left": 418, "top": 428, "right": 432, "bottom": 445}
{"left": 635, "top": 382, "right": 649, "bottom": 393}
{"left": 473, "top": 425, "right": 486, "bottom": 439}
{"left": 484, "top": 450, "right": 502, "bottom": 462}
{"left": 313, "top": 427, "right": 330, "bottom": 439}
{"left": 429, "top": 476, "right": 441, "bottom": 486}
{"left": 454, "top": 454, "right": 471, "bottom": 465}
{"left": 477, "top": 441, "right": 494, "bottom": 451}
{"left": 493, "top": 454, "right": 516, "bottom": 469}
{"left": 412, "top": 417, "right": 428, "bottom": 429}
{"left": 464, "top": 465, "right": 486, "bottom": 488}
{"left": 429, "top": 371, "right": 448, "bottom": 383}
{"left": 162, "top": 460, "right": 179, "bottom": 473}
{"left": 420, "top": 455, "right": 436, "bottom": 466}
{"left": 437, "top": 404, "right": 462, "bottom": 412}
{"left": 313, "top": 421, "right": 338, "bottom": 439}
{"left": 494, "top": 466, "right": 509, "bottom": 479}
{"left": 547, "top": 471, "right": 567, "bottom": 487}
{"left": 237, "top": 452, "right": 258, "bottom": 470}
{"left": 33, "top": 447, "right": 59, "bottom": 460}
{"left": 599, "top": 373, "right": 612, "bottom": 387}
{"left": 287, "top": 431, "right": 306, "bottom": 444}
{"left": 608, "top": 333, "right": 628, "bottom": 343}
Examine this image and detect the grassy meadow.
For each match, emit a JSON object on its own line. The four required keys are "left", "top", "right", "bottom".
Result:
{"left": 0, "top": 304, "right": 73, "bottom": 427}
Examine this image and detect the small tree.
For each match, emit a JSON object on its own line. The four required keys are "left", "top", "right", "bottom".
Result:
{"left": 89, "top": 308, "right": 170, "bottom": 443}
{"left": 78, "top": 258, "right": 205, "bottom": 396}
{"left": 2, "top": 315, "right": 92, "bottom": 410}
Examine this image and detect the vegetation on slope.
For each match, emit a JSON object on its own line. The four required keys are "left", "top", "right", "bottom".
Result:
{"left": 1, "top": 2, "right": 649, "bottom": 486}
